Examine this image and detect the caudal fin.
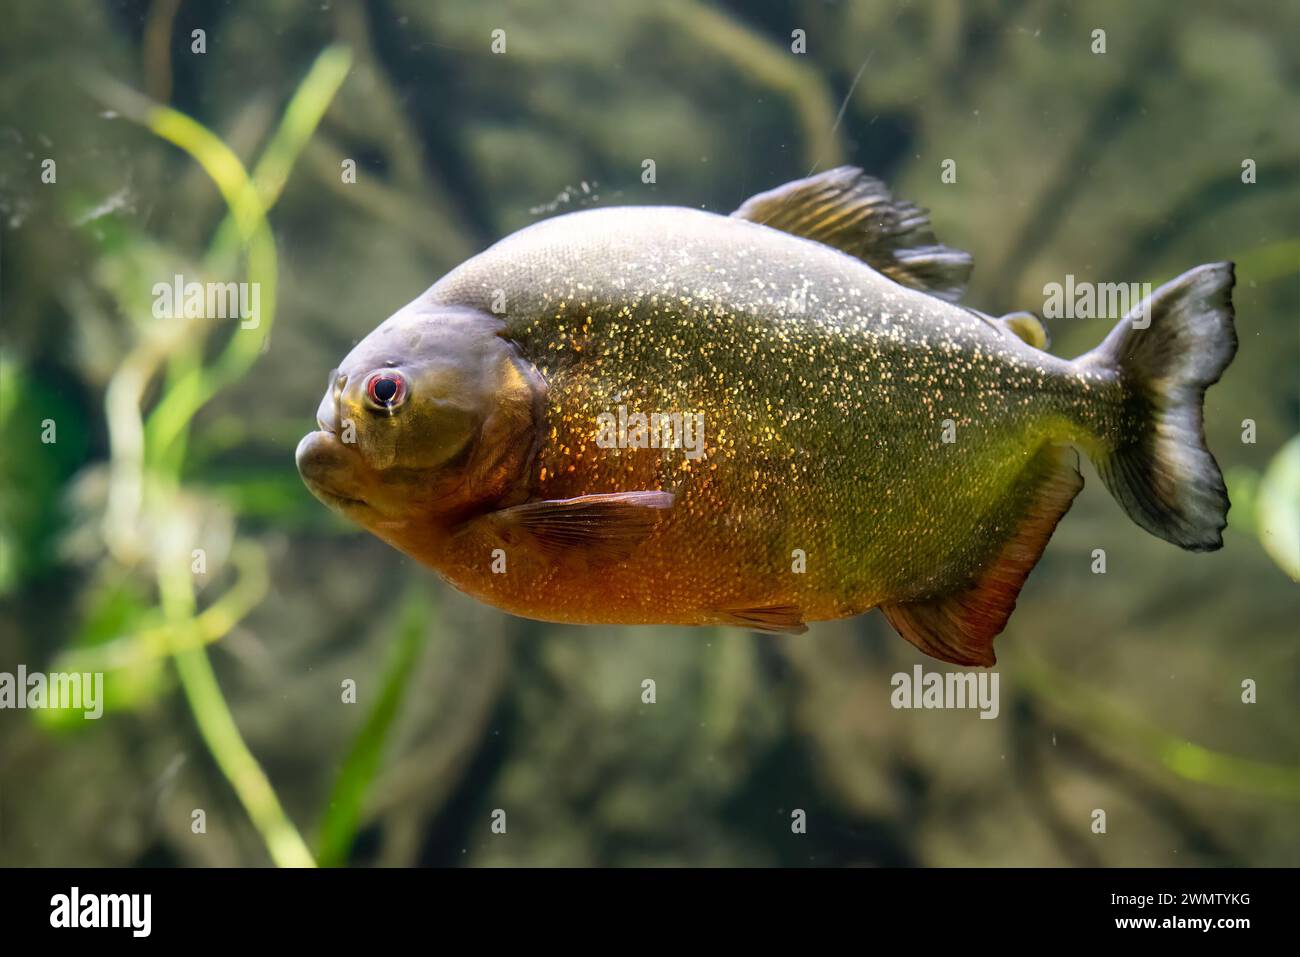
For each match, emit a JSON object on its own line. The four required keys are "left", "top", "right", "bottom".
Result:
{"left": 1080, "top": 262, "right": 1237, "bottom": 551}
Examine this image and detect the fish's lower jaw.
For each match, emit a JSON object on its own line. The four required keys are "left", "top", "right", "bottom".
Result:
{"left": 307, "top": 483, "right": 370, "bottom": 514}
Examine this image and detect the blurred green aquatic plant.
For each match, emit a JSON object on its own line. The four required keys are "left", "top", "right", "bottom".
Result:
{"left": 1020, "top": 649, "right": 1300, "bottom": 802}
{"left": 49, "top": 45, "right": 356, "bottom": 866}
{"left": 46, "top": 542, "right": 268, "bottom": 726}
{"left": 0, "top": 354, "right": 88, "bottom": 595}
{"left": 317, "top": 587, "right": 433, "bottom": 867}
{"left": 1226, "top": 435, "right": 1300, "bottom": 582}
{"left": 1233, "top": 238, "right": 1300, "bottom": 286}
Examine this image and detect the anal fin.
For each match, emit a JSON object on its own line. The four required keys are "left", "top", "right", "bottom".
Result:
{"left": 881, "top": 445, "right": 1083, "bottom": 666}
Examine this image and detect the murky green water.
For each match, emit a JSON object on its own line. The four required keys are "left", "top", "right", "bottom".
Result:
{"left": 0, "top": 0, "right": 1296, "bottom": 867}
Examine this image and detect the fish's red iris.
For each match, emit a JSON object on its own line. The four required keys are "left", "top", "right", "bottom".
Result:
{"left": 365, "top": 371, "right": 406, "bottom": 409}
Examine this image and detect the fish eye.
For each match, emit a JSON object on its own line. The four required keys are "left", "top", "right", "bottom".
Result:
{"left": 364, "top": 370, "right": 407, "bottom": 410}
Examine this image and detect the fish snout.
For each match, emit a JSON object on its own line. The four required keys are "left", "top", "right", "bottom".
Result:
{"left": 296, "top": 429, "right": 367, "bottom": 510}
{"left": 295, "top": 429, "right": 340, "bottom": 484}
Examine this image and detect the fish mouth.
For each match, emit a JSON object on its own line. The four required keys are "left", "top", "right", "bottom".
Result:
{"left": 314, "top": 485, "right": 369, "bottom": 510}
{"left": 295, "top": 430, "right": 370, "bottom": 511}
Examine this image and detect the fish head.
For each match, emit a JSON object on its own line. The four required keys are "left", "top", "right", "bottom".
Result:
{"left": 296, "top": 302, "right": 542, "bottom": 536}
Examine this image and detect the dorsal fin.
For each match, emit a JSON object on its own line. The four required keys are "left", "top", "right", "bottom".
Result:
{"left": 731, "top": 166, "right": 974, "bottom": 302}
{"left": 880, "top": 445, "right": 1083, "bottom": 666}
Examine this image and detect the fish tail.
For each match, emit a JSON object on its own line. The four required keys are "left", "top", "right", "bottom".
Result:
{"left": 1075, "top": 262, "right": 1237, "bottom": 551}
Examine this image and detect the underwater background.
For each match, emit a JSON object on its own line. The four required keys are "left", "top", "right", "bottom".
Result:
{"left": 1, "top": 0, "right": 1297, "bottom": 867}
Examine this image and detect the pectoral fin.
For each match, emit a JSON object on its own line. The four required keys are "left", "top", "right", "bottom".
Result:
{"left": 881, "top": 445, "right": 1083, "bottom": 666}
{"left": 731, "top": 166, "right": 973, "bottom": 302}
{"left": 487, "top": 491, "right": 674, "bottom": 560}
